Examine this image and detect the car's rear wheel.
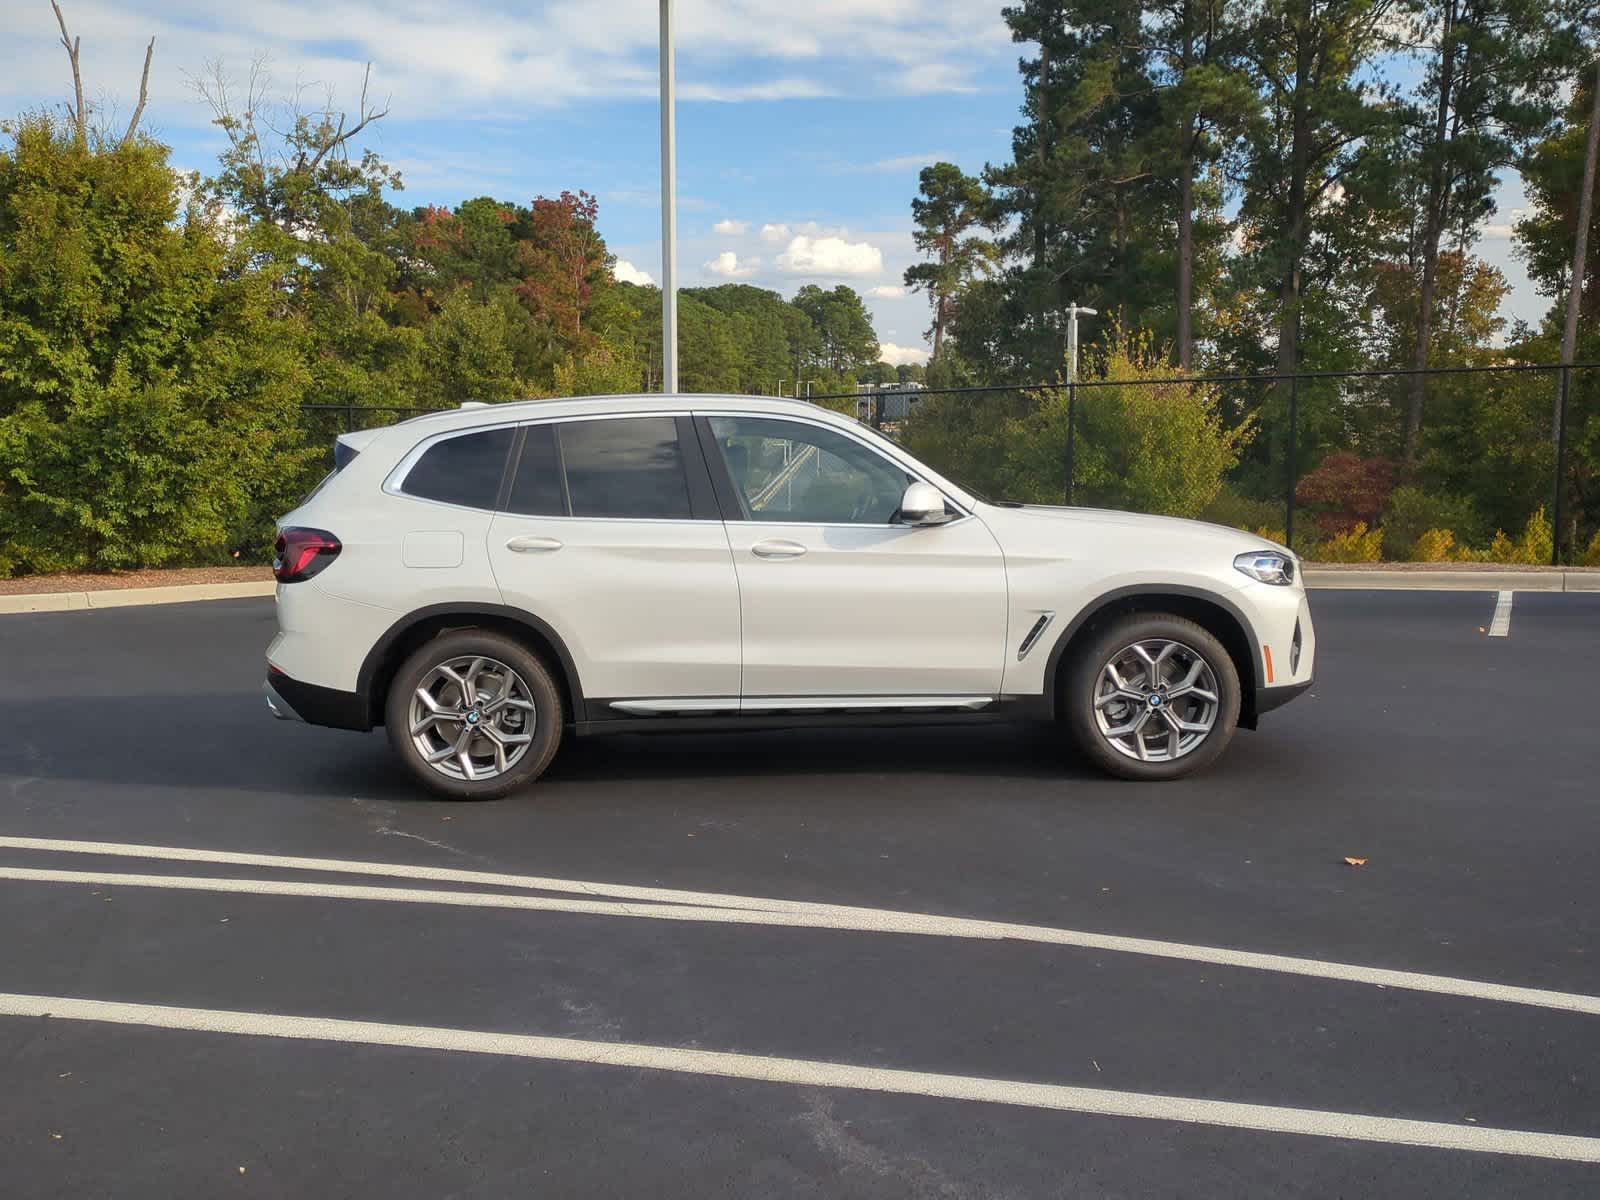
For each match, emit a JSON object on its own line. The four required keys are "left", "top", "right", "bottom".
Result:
{"left": 1063, "top": 613, "right": 1241, "bottom": 781}
{"left": 384, "top": 630, "right": 563, "bottom": 799}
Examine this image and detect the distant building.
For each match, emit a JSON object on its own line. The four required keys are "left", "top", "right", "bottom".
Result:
{"left": 855, "top": 381, "right": 926, "bottom": 423}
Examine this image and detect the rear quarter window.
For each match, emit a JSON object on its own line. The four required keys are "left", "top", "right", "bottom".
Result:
{"left": 400, "top": 428, "right": 515, "bottom": 510}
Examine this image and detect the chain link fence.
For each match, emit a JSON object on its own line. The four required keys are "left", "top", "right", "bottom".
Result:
{"left": 831, "top": 363, "right": 1600, "bottom": 566}
{"left": 297, "top": 361, "right": 1600, "bottom": 565}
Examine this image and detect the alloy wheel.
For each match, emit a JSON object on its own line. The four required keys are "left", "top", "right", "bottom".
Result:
{"left": 1091, "top": 639, "right": 1220, "bottom": 763}
{"left": 408, "top": 655, "right": 537, "bottom": 782}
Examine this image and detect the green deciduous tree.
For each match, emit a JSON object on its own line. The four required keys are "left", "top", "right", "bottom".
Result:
{"left": 793, "top": 285, "right": 880, "bottom": 379}
{"left": 0, "top": 115, "right": 312, "bottom": 573}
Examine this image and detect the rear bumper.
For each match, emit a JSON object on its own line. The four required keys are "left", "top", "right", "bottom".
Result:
{"left": 265, "top": 668, "right": 371, "bottom": 731}
{"left": 1254, "top": 678, "right": 1312, "bottom": 717}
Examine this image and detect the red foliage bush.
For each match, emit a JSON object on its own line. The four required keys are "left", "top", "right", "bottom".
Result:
{"left": 1295, "top": 453, "right": 1396, "bottom": 535}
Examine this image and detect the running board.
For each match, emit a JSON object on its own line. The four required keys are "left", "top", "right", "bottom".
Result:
{"left": 609, "top": 695, "right": 996, "bottom": 716}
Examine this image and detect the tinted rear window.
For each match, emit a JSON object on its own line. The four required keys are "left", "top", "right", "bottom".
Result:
{"left": 401, "top": 428, "right": 514, "bottom": 510}
{"left": 505, "top": 424, "right": 568, "bottom": 516}
{"left": 559, "top": 417, "right": 692, "bottom": 519}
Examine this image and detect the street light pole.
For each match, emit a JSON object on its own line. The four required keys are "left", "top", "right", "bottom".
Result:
{"left": 1062, "top": 304, "right": 1096, "bottom": 505}
{"left": 659, "top": 0, "right": 678, "bottom": 395}
{"left": 1063, "top": 303, "right": 1097, "bottom": 383}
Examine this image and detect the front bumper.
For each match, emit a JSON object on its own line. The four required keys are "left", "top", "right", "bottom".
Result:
{"left": 1255, "top": 678, "right": 1313, "bottom": 716}
{"left": 265, "top": 668, "right": 371, "bottom": 731}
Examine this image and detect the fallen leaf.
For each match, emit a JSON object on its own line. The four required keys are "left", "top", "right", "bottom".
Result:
{"left": 1344, "top": 856, "right": 1369, "bottom": 867}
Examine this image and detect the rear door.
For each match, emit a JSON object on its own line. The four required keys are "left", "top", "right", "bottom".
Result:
{"left": 487, "top": 415, "right": 741, "bottom": 709}
{"left": 697, "top": 413, "right": 1008, "bottom": 703}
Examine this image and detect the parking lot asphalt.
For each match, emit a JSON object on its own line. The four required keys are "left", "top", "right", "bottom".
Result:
{"left": 2, "top": 589, "right": 1598, "bottom": 1198}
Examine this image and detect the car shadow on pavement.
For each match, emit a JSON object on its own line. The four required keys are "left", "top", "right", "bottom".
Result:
{"left": 0, "top": 692, "right": 1094, "bottom": 800}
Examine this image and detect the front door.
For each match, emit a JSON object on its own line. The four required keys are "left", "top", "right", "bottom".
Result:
{"left": 698, "top": 413, "right": 1008, "bottom": 703}
{"left": 488, "top": 415, "right": 741, "bottom": 708}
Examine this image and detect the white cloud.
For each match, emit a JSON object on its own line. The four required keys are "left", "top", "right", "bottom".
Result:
{"left": 776, "top": 234, "right": 883, "bottom": 276}
{"left": 878, "top": 341, "right": 930, "bottom": 366}
{"left": 705, "top": 250, "right": 759, "bottom": 277}
{"left": 897, "top": 63, "right": 979, "bottom": 95}
{"left": 1479, "top": 209, "right": 1528, "bottom": 240}
{"left": 760, "top": 223, "right": 792, "bottom": 242}
{"left": 712, "top": 218, "right": 748, "bottom": 235}
{"left": 867, "top": 285, "right": 904, "bottom": 298}
{"left": 844, "top": 153, "right": 951, "bottom": 173}
{"left": 613, "top": 259, "right": 656, "bottom": 286}
{"left": 0, "top": 1, "right": 1009, "bottom": 126}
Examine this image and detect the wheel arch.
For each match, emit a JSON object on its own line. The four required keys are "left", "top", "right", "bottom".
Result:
{"left": 1041, "top": 586, "right": 1262, "bottom": 729}
{"left": 357, "top": 604, "right": 585, "bottom": 728}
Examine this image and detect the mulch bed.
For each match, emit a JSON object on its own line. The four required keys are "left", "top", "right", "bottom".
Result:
{"left": 0, "top": 566, "right": 275, "bottom": 596}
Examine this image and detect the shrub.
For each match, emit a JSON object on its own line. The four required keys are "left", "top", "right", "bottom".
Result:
{"left": 1201, "top": 488, "right": 1286, "bottom": 533}
{"left": 1582, "top": 530, "right": 1600, "bottom": 568}
{"left": 1477, "top": 508, "right": 1553, "bottom": 565}
{"left": 1314, "top": 521, "right": 1384, "bottom": 563}
{"left": 1410, "top": 528, "right": 1456, "bottom": 562}
{"left": 1295, "top": 453, "right": 1396, "bottom": 535}
{"left": 1382, "top": 486, "right": 1482, "bottom": 552}
{"left": 1518, "top": 506, "right": 1554, "bottom": 565}
{"left": 1003, "top": 328, "right": 1255, "bottom": 516}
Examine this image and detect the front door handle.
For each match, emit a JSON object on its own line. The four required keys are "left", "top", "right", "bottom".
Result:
{"left": 506, "top": 535, "right": 564, "bottom": 553}
{"left": 751, "top": 539, "right": 807, "bottom": 560}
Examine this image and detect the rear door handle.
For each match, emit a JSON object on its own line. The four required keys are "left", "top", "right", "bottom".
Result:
{"left": 505, "top": 535, "right": 564, "bottom": 553}
{"left": 751, "top": 539, "right": 807, "bottom": 560}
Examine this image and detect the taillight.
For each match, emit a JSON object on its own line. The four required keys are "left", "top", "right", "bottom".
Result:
{"left": 273, "top": 527, "right": 341, "bottom": 583}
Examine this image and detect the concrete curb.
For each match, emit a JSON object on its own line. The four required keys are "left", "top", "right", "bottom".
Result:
{"left": 1303, "top": 569, "right": 1597, "bottom": 592}
{"left": 0, "top": 581, "right": 276, "bottom": 614}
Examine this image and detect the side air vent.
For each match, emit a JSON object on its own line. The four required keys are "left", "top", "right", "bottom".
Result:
{"left": 1017, "top": 611, "right": 1055, "bottom": 661}
{"left": 1290, "top": 619, "right": 1303, "bottom": 674}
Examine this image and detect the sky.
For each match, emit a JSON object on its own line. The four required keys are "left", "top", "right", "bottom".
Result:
{"left": 4, "top": 0, "right": 1555, "bottom": 365}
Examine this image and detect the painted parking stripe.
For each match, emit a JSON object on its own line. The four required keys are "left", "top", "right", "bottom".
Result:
{"left": 3, "top": 991, "right": 1598, "bottom": 1162}
{"left": 1490, "top": 590, "right": 1514, "bottom": 637}
{"left": 5, "top": 846, "right": 1600, "bottom": 1018}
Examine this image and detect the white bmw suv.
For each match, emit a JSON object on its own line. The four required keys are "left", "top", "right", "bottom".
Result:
{"left": 267, "top": 394, "right": 1314, "bottom": 798}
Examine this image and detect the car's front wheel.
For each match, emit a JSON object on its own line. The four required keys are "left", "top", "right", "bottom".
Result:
{"left": 1063, "top": 613, "right": 1241, "bottom": 781}
{"left": 384, "top": 630, "right": 563, "bottom": 799}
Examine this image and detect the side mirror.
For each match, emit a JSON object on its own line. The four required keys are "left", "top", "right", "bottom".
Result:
{"left": 898, "top": 481, "right": 952, "bottom": 527}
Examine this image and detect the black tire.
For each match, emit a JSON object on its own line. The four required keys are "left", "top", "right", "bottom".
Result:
{"left": 1062, "top": 613, "right": 1241, "bottom": 781}
{"left": 384, "top": 629, "right": 563, "bottom": 800}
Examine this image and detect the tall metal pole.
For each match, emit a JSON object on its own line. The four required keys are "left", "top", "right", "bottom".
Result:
{"left": 1062, "top": 305, "right": 1095, "bottom": 505}
{"left": 1553, "top": 366, "right": 1570, "bottom": 565}
{"left": 1285, "top": 304, "right": 1303, "bottom": 551}
{"left": 1063, "top": 303, "right": 1097, "bottom": 382}
{"left": 1065, "top": 382, "right": 1077, "bottom": 505}
{"left": 659, "top": 0, "right": 679, "bottom": 394}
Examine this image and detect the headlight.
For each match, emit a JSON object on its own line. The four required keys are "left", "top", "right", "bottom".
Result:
{"left": 1234, "top": 550, "right": 1296, "bottom": 586}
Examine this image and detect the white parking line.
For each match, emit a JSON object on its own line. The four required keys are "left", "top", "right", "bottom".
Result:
{"left": 2, "top": 991, "right": 1597, "bottom": 1162}
{"left": 1490, "top": 590, "right": 1514, "bottom": 637}
{"left": 4, "top": 837, "right": 1600, "bottom": 1018}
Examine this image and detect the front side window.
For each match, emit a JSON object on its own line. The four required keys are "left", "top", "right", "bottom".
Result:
{"left": 559, "top": 417, "right": 693, "bottom": 519}
{"left": 707, "top": 416, "right": 912, "bottom": 524}
{"left": 400, "top": 427, "right": 515, "bottom": 510}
